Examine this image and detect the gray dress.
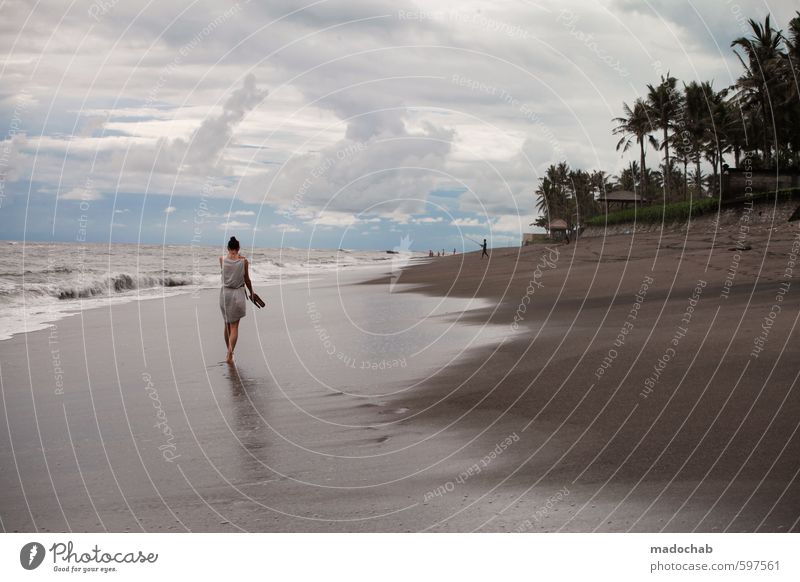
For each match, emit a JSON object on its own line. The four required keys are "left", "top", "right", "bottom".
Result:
{"left": 219, "top": 257, "right": 247, "bottom": 323}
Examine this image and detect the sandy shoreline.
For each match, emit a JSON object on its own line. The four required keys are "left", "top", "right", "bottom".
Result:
{"left": 371, "top": 215, "right": 800, "bottom": 532}
{"left": 2, "top": 218, "right": 800, "bottom": 532}
{"left": 0, "top": 267, "right": 518, "bottom": 532}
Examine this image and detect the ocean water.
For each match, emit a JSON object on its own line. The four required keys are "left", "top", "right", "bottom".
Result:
{"left": 0, "top": 241, "right": 421, "bottom": 340}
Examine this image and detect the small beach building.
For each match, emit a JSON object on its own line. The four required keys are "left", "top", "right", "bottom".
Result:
{"left": 548, "top": 218, "right": 569, "bottom": 240}
{"left": 598, "top": 190, "right": 646, "bottom": 210}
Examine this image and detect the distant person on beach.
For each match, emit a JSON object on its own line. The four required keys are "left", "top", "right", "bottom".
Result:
{"left": 219, "top": 236, "right": 255, "bottom": 364}
{"left": 429, "top": 250, "right": 434, "bottom": 257}
{"left": 453, "top": 248, "right": 456, "bottom": 255}
{"left": 481, "top": 238, "right": 489, "bottom": 259}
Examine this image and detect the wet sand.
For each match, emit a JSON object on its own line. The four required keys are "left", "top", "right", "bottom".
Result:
{"left": 2, "top": 217, "right": 800, "bottom": 532}
{"left": 0, "top": 268, "right": 512, "bottom": 532}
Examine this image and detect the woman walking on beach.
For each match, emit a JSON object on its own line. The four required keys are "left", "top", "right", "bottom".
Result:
{"left": 220, "top": 236, "right": 255, "bottom": 364}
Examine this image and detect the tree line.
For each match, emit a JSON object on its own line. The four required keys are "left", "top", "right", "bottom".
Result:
{"left": 535, "top": 12, "right": 800, "bottom": 229}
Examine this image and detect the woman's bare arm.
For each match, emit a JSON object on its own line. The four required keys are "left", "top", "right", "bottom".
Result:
{"left": 244, "top": 259, "right": 254, "bottom": 298}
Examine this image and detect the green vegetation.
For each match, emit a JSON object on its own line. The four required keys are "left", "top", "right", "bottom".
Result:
{"left": 536, "top": 12, "right": 800, "bottom": 230}
{"left": 584, "top": 187, "right": 800, "bottom": 227}
{"left": 584, "top": 198, "right": 718, "bottom": 227}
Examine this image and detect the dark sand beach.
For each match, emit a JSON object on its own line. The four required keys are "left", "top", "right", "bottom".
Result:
{"left": 2, "top": 217, "right": 800, "bottom": 532}
{"left": 373, "top": 215, "right": 800, "bottom": 532}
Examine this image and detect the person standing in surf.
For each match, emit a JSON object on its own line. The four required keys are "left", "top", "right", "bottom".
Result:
{"left": 219, "top": 236, "right": 255, "bottom": 364}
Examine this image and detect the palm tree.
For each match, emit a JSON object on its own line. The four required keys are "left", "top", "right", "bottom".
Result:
{"left": 674, "top": 146, "right": 691, "bottom": 200}
{"left": 688, "top": 166, "right": 705, "bottom": 195}
{"left": 706, "top": 87, "right": 735, "bottom": 195}
{"left": 613, "top": 98, "right": 658, "bottom": 197}
{"left": 569, "top": 168, "right": 598, "bottom": 224}
{"left": 789, "top": 12, "right": 800, "bottom": 66}
{"left": 535, "top": 176, "right": 554, "bottom": 218}
{"left": 659, "top": 158, "right": 683, "bottom": 197}
{"left": 682, "top": 81, "right": 710, "bottom": 196}
{"left": 590, "top": 170, "right": 613, "bottom": 201}
{"left": 613, "top": 161, "right": 640, "bottom": 192}
{"left": 535, "top": 163, "right": 571, "bottom": 227}
{"left": 546, "top": 12, "right": 799, "bottom": 219}
{"left": 784, "top": 12, "right": 800, "bottom": 167}
{"left": 726, "top": 97, "right": 749, "bottom": 168}
{"left": 731, "top": 14, "right": 786, "bottom": 167}
{"left": 647, "top": 74, "right": 682, "bottom": 200}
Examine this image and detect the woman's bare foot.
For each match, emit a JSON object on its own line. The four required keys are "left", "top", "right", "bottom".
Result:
{"left": 226, "top": 350, "right": 234, "bottom": 364}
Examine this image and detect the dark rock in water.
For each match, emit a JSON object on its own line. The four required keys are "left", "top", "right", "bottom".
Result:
{"left": 729, "top": 244, "right": 752, "bottom": 251}
{"left": 386, "top": 250, "right": 399, "bottom": 254}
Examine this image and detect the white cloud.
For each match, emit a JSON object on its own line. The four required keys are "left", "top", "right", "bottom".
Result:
{"left": 449, "top": 214, "right": 530, "bottom": 234}
{"left": 163, "top": 206, "right": 177, "bottom": 214}
{"left": 451, "top": 218, "right": 484, "bottom": 228}
{"left": 275, "top": 223, "right": 301, "bottom": 233}
{"left": 310, "top": 212, "right": 359, "bottom": 227}
{"left": 60, "top": 188, "right": 103, "bottom": 201}
{"left": 225, "top": 210, "right": 256, "bottom": 217}
{"left": 490, "top": 215, "right": 526, "bottom": 234}
{"left": 219, "top": 220, "right": 251, "bottom": 230}
{"left": 1, "top": 0, "right": 763, "bottom": 233}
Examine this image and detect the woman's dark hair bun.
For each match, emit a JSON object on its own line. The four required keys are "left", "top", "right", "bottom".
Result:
{"left": 227, "top": 236, "right": 240, "bottom": 250}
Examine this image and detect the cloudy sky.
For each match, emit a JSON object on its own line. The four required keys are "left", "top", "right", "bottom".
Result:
{"left": 0, "top": 0, "right": 795, "bottom": 250}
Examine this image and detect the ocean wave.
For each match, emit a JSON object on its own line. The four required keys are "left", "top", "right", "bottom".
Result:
{"left": 20, "top": 273, "right": 195, "bottom": 300}
{"left": 42, "top": 265, "right": 77, "bottom": 274}
{"left": 0, "top": 266, "right": 80, "bottom": 278}
{"left": 0, "top": 246, "right": 422, "bottom": 341}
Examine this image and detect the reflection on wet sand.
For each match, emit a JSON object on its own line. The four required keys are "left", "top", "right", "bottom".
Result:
{"left": 221, "top": 363, "right": 274, "bottom": 482}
